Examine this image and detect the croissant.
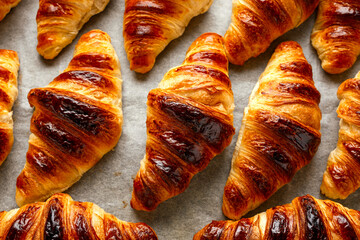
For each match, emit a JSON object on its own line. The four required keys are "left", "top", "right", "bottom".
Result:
{"left": 311, "top": 0, "right": 360, "bottom": 74}
{"left": 321, "top": 72, "right": 360, "bottom": 199}
{"left": 16, "top": 30, "right": 123, "bottom": 207}
{"left": 0, "top": 193, "right": 158, "bottom": 239}
{"left": 131, "top": 33, "right": 235, "bottom": 211}
{"left": 0, "top": 0, "right": 21, "bottom": 22}
{"left": 224, "top": 0, "right": 319, "bottom": 66}
{"left": 0, "top": 50, "right": 19, "bottom": 166}
{"left": 123, "top": 0, "right": 214, "bottom": 73}
{"left": 194, "top": 194, "right": 360, "bottom": 239}
{"left": 36, "top": 0, "right": 110, "bottom": 59}
{"left": 223, "top": 41, "right": 322, "bottom": 220}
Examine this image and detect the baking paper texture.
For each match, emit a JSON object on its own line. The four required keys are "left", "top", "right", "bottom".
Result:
{"left": 0, "top": 0, "right": 359, "bottom": 239}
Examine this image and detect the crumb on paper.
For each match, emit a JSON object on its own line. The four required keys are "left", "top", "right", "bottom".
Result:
{"left": 114, "top": 171, "right": 122, "bottom": 176}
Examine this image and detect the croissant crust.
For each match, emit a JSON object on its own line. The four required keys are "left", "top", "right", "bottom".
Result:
{"left": 36, "top": 0, "right": 110, "bottom": 59}
{"left": 194, "top": 195, "right": 360, "bottom": 240}
{"left": 123, "top": 0, "right": 214, "bottom": 73}
{"left": 321, "top": 72, "right": 360, "bottom": 199}
{"left": 0, "top": 49, "right": 19, "bottom": 166}
{"left": 0, "top": 0, "right": 21, "bottom": 21}
{"left": 16, "top": 30, "right": 123, "bottom": 206}
{"left": 224, "top": 0, "right": 319, "bottom": 65}
{"left": 222, "top": 41, "right": 321, "bottom": 220}
{"left": 311, "top": 0, "right": 360, "bottom": 74}
{"left": 131, "top": 33, "right": 235, "bottom": 211}
{"left": 0, "top": 193, "right": 158, "bottom": 239}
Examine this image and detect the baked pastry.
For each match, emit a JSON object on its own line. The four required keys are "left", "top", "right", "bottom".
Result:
{"left": 224, "top": 0, "right": 319, "bottom": 65}
{"left": 0, "top": 50, "right": 19, "bottom": 166}
{"left": 311, "top": 0, "right": 360, "bottom": 74}
{"left": 223, "top": 41, "right": 322, "bottom": 220}
{"left": 36, "top": 0, "right": 110, "bottom": 59}
{"left": 194, "top": 195, "right": 360, "bottom": 239}
{"left": 131, "top": 33, "right": 235, "bottom": 211}
{"left": 16, "top": 30, "right": 123, "bottom": 206}
{"left": 321, "top": 72, "right": 360, "bottom": 199}
{"left": 123, "top": 0, "right": 214, "bottom": 73}
{"left": 0, "top": 0, "right": 21, "bottom": 21}
{"left": 0, "top": 193, "right": 158, "bottom": 239}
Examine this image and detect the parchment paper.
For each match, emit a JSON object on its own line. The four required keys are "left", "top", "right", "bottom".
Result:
{"left": 0, "top": 1, "right": 359, "bottom": 239}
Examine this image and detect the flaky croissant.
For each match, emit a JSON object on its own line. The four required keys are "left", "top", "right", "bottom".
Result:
{"left": 0, "top": 50, "right": 19, "bottom": 166}
{"left": 223, "top": 41, "right": 322, "bottom": 220}
{"left": 16, "top": 30, "right": 123, "bottom": 206}
{"left": 123, "top": 0, "right": 213, "bottom": 73}
{"left": 0, "top": 193, "right": 158, "bottom": 239}
{"left": 321, "top": 72, "right": 360, "bottom": 199}
{"left": 311, "top": 0, "right": 360, "bottom": 74}
{"left": 0, "top": 0, "right": 21, "bottom": 22}
{"left": 194, "top": 195, "right": 360, "bottom": 239}
{"left": 36, "top": 0, "right": 110, "bottom": 59}
{"left": 131, "top": 33, "right": 235, "bottom": 211}
{"left": 224, "top": 0, "right": 319, "bottom": 66}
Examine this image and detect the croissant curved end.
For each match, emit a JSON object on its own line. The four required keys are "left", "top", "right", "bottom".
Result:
{"left": 129, "top": 55, "right": 156, "bottom": 74}
{"left": 0, "top": 0, "right": 21, "bottom": 22}
{"left": 321, "top": 56, "right": 356, "bottom": 75}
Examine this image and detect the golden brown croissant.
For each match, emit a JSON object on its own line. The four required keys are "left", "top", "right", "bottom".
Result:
{"left": 0, "top": 50, "right": 19, "bottom": 166}
{"left": 0, "top": 193, "right": 158, "bottom": 239}
{"left": 194, "top": 194, "right": 360, "bottom": 239}
{"left": 311, "top": 0, "right": 360, "bottom": 74}
{"left": 131, "top": 33, "right": 235, "bottom": 211}
{"left": 0, "top": 0, "right": 21, "bottom": 21}
{"left": 321, "top": 71, "right": 360, "bottom": 199}
{"left": 36, "top": 0, "right": 110, "bottom": 59}
{"left": 224, "top": 0, "right": 319, "bottom": 65}
{"left": 123, "top": 0, "right": 214, "bottom": 73}
{"left": 223, "top": 41, "right": 322, "bottom": 220}
{"left": 16, "top": 29, "right": 123, "bottom": 207}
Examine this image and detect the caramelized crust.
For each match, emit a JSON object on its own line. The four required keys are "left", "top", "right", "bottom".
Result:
{"left": 224, "top": 0, "right": 319, "bottom": 65}
{"left": 16, "top": 30, "right": 123, "bottom": 206}
{"left": 131, "top": 33, "right": 235, "bottom": 211}
{"left": 0, "top": 193, "right": 158, "bottom": 239}
{"left": 222, "top": 41, "right": 321, "bottom": 220}
{"left": 311, "top": 0, "right": 360, "bottom": 74}
{"left": 123, "top": 0, "right": 214, "bottom": 73}
{"left": 194, "top": 195, "right": 360, "bottom": 240}
{"left": 36, "top": 0, "right": 110, "bottom": 59}
{"left": 321, "top": 72, "right": 360, "bottom": 199}
{"left": 0, "top": 0, "right": 21, "bottom": 21}
{"left": 0, "top": 50, "right": 19, "bottom": 166}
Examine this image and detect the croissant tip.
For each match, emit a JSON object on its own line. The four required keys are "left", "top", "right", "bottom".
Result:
{"left": 320, "top": 180, "right": 348, "bottom": 200}
{"left": 129, "top": 57, "right": 155, "bottom": 74}
{"left": 322, "top": 65, "right": 350, "bottom": 75}
{"left": 80, "top": 29, "right": 111, "bottom": 42}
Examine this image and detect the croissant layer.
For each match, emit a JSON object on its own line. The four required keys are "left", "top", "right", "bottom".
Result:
{"left": 222, "top": 41, "right": 321, "bottom": 220}
{"left": 123, "top": 0, "right": 214, "bottom": 73}
{"left": 224, "top": 0, "right": 319, "bottom": 65}
{"left": 194, "top": 195, "right": 360, "bottom": 239}
{"left": 16, "top": 30, "right": 123, "bottom": 206}
{"left": 311, "top": 0, "right": 360, "bottom": 74}
{"left": 131, "top": 33, "right": 235, "bottom": 211}
{"left": 0, "top": 0, "right": 21, "bottom": 21}
{"left": 0, "top": 193, "right": 158, "bottom": 239}
{"left": 0, "top": 50, "right": 19, "bottom": 166}
{"left": 36, "top": 0, "right": 110, "bottom": 59}
{"left": 321, "top": 72, "right": 360, "bottom": 199}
